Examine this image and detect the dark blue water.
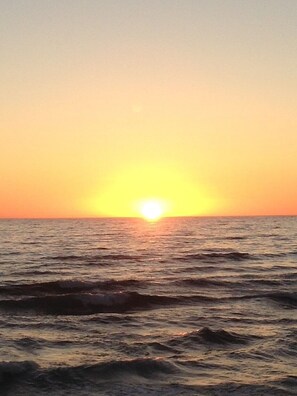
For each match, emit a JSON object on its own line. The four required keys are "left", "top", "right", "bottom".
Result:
{"left": 0, "top": 217, "right": 297, "bottom": 395}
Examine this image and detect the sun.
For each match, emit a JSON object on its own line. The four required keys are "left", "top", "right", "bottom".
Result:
{"left": 139, "top": 200, "right": 165, "bottom": 221}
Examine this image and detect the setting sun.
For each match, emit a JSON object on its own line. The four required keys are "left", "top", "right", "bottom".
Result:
{"left": 139, "top": 200, "right": 165, "bottom": 221}
{"left": 1, "top": 0, "right": 296, "bottom": 220}
{"left": 1, "top": 1, "right": 296, "bottom": 394}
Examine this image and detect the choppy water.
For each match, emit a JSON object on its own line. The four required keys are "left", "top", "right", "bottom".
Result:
{"left": 0, "top": 217, "right": 297, "bottom": 395}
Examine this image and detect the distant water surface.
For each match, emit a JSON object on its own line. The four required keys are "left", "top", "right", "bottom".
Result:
{"left": 0, "top": 217, "right": 297, "bottom": 395}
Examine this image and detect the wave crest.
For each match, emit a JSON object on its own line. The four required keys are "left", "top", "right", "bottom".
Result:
{"left": 267, "top": 292, "right": 297, "bottom": 308}
{"left": 170, "top": 327, "right": 251, "bottom": 346}
{"left": 0, "top": 291, "right": 178, "bottom": 315}
{"left": 0, "top": 278, "right": 144, "bottom": 296}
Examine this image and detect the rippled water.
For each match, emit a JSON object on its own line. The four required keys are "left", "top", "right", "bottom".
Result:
{"left": 0, "top": 217, "right": 297, "bottom": 395}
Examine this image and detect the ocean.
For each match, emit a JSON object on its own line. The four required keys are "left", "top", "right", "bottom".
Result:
{"left": 0, "top": 216, "right": 296, "bottom": 395}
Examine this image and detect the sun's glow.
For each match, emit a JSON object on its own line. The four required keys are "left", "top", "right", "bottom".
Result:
{"left": 84, "top": 163, "right": 219, "bottom": 218}
{"left": 139, "top": 200, "right": 164, "bottom": 221}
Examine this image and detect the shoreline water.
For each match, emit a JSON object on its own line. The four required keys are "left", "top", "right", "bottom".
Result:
{"left": 0, "top": 217, "right": 296, "bottom": 395}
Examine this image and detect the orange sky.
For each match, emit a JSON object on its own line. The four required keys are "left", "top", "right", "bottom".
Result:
{"left": 1, "top": 0, "right": 297, "bottom": 218}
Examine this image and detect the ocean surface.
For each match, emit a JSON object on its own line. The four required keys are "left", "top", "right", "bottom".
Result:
{"left": 0, "top": 217, "right": 297, "bottom": 395}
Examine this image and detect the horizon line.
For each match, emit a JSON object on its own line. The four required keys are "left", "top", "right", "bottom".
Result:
{"left": 0, "top": 214, "right": 296, "bottom": 220}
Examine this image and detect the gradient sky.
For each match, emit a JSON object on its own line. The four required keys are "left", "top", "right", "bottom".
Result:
{"left": 1, "top": 0, "right": 297, "bottom": 217}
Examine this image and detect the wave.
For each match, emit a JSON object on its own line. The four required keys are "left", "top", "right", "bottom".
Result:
{"left": 175, "top": 264, "right": 219, "bottom": 273}
{"left": 175, "top": 277, "right": 225, "bottom": 287}
{"left": 175, "top": 250, "right": 297, "bottom": 262}
{"left": 0, "top": 358, "right": 177, "bottom": 387}
{"left": 179, "top": 277, "right": 288, "bottom": 289}
{"left": 199, "top": 382, "right": 293, "bottom": 396}
{"left": 224, "top": 291, "right": 297, "bottom": 309}
{"left": 266, "top": 292, "right": 297, "bottom": 308}
{"left": 248, "top": 278, "right": 284, "bottom": 286}
{"left": 176, "top": 251, "right": 253, "bottom": 262}
{"left": 0, "top": 358, "right": 294, "bottom": 395}
{"left": 14, "top": 270, "right": 63, "bottom": 277}
{"left": 2, "top": 280, "right": 296, "bottom": 314}
{"left": 0, "top": 360, "right": 38, "bottom": 384}
{"left": 223, "top": 236, "right": 247, "bottom": 240}
{"left": 0, "top": 251, "right": 21, "bottom": 256}
{"left": 195, "top": 327, "right": 250, "bottom": 344}
{"left": 233, "top": 291, "right": 297, "bottom": 308}
{"left": 46, "top": 253, "right": 143, "bottom": 262}
{"left": 170, "top": 327, "right": 251, "bottom": 346}
{"left": 0, "top": 278, "right": 145, "bottom": 296}
{"left": 0, "top": 291, "right": 179, "bottom": 315}
{"left": 274, "top": 375, "right": 297, "bottom": 389}
{"left": 74, "top": 357, "right": 177, "bottom": 379}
